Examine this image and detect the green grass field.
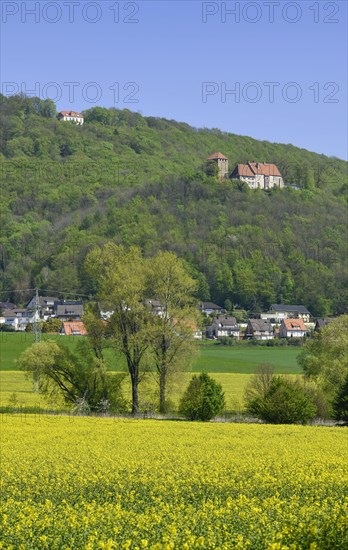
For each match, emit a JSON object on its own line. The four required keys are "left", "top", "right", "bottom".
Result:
{"left": 0, "top": 333, "right": 300, "bottom": 372}
{"left": 0, "top": 333, "right": 302, "bottom": 412}
{"left": 192, "top": 343, "right": 300, "bottom": 373}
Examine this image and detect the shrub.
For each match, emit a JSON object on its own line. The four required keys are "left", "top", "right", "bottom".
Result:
{"left": 179, "top": 372, "right": 225, "bottom": 421}
{"left": 0, "top": 324, "right": 16, "bottom": 332}
{"left": 332, "top": 372, "right": 348, "bottom": 422}
{"left": 218, "top": 336, "right": 234, "bottom": 346}
{"left": 246, "top": 376, "right": 317, "bottom": 424}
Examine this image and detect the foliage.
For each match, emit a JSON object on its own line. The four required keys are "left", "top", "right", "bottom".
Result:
{"left": 298, "top": 315, "right": 348, "bottom": 414}
{"left": 2, "top": 417, "right": 348, "bottom": 548}
{"left": 17, "top": 339, "right": 126, "bottom": 412}
{"left": 84, "top": 245, "right": 197, "bottom": 414}
{"left": 332, "top": 371, "right": 348, "bottom": 422}
{"left": 41, "top": 318, "right": 63, "bottom": 333}
{"left": 205, "top": 160, "right": 219, "bottom": 177}
{"left": 0, "top": 324, "right": 16, "bottom": 332}
{"left": 147, "top": 251, "right": 198, "bottom": 412}
{"left": 84, "top": 244, "right": 151, "bottom": 414}
{"left": 0, "top": 95, "right": 347, "bottom": 317}
{"left": 179, "top": 372, "right": 225, "bottom": 420}
{"left": 245, "top": 369, "right": 317, "bottom": 424}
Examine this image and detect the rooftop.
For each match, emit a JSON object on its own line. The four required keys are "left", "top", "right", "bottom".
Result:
{"left": 282, "top": 319, "right": 307, "bottom": 330}
{"left": 270, "top": 304, "right": 310, "bottom": 314}
{"left": 207, "top": 152, "right": 228, "bottom": 160}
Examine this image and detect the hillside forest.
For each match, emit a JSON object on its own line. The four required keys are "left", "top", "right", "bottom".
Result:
{"left": 0, "top": 95, "right": 347, "bottom": 316}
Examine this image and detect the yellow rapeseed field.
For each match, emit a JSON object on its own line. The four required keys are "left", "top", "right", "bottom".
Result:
{"left": 0, "top": 416, "right": 347, "bottom": 549}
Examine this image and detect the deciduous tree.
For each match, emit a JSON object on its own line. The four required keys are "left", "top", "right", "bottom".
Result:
{"left": 147, "top": 251, "right": 197, "bottom": 413}
{"left": 84, "top": 244, "right": 151, "bottom": 414}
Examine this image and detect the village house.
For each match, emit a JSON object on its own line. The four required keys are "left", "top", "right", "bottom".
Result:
{"left": 261, "top": 304, "right": 311, "bottom": 323}
{"left": 26, "top": 295, "right": 59, "bottom": 320}
{"left": 206, "top": 152, "right": 229, "bottom": 181}
{"left": 206, "top": 315, "right": 240, "bottom": 339}
{"left": 0, "top": 301, "right": 16, "bottom": 311}
{"left": 314, "top": 318, "right": 331, "bottom": 332}
{"left": 246, "top": 319, "right": 274, "bottom": 340}
{"left": 61, "top": 321, "right": 87, "bottom": 336}
{"left": 54, "top": 301, "right": 84, "bottom": 321}
{"left": 58, "top": 110, "right": 84, "bottom": 125}
{"left": 0, "top": 308, "right": 39, "bottom": 331}
{"left": 199, "top": 302, "right": 226, "bottom": 316}
{"left": 280, "top": 318, "right": 307, "bottom": 338}
{"left": 231, "top": 162, "right": 284, "bottom": 189}
{"left": 144, "top": 299, "right": 165, "bottom": 316}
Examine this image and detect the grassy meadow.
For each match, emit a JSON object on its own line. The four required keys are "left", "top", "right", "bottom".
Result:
{"left": 0, "top": 333, "right": 301, "bottom": 412}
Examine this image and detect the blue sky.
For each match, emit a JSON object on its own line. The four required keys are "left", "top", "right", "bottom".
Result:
{"left": 1, "top": 0, "right": 347, "bottom": 159}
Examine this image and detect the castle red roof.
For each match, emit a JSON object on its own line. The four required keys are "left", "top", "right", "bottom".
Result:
{"left": 248, "top": 162, "right": 282, "bottom": 177}
{"left": 232, "top": 162, "right": 282, "bottom": 177}
{"left": 207, "top": 152, "right": 228, "bottom": 160}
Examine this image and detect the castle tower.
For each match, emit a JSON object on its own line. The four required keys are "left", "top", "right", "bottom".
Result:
{"left": 207, "top": 152, "right": 229, "bottom": 180}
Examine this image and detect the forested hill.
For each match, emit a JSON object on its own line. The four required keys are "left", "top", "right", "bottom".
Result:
{"left": 1, "top": 95, "right": 347, "bottom": 316}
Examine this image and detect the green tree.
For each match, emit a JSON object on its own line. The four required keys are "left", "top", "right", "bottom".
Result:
{"left": 246, "top": 376, "right": 317, "bottom": 424}
{"left": 83, "top": 303, "right": 110, "bottom": 361}
{"left": 298, "top": 316, "right": 348, "bottom": 410}
{"left": 332, "top": 372, "right": 348, "bottom": 422}
{"left": 17, "top": 340, "right": 126, "bottom": 413}
{"left": 205, "top": 160, "right": 219, "bottom": 178}
{"left": 84, "top": 244, "right": 151, "bottom": 414}
{"left": 179, "top": 372, "right": 225, "bottom": 421}
{"left": 148, "top": 251, "right": 198, "bottom": 413}
{"left": 42, "top": 318, "right": 63, "bottom": 333}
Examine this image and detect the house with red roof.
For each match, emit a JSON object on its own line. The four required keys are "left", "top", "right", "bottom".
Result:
{"left": 61, "top": 321, "right": 87, "bottom": 336}
{"left": 231, "top": 162, "right": 284, "bottom": 189}
{"left": 280, "top": 318, "right": 307, "bottom": 338}
{"left": 58, "top": 110, "right": 84, "bottom": 125}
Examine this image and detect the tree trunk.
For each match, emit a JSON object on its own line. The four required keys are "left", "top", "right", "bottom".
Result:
{"left": 130, "top": 368, "right": 139, "bottom": 415}
{"left": 159, "top": 366, "right": 167, "bottom": 414}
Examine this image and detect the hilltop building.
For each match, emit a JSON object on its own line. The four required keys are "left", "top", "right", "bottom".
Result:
{"left": 207, "top": 152, "right": 229, "bottom": 181}
{"left": 231, "top": 162, "right": 284, "bottom": 189}
{"left": 58, "top": 110, "right": 84, "bottom": 125}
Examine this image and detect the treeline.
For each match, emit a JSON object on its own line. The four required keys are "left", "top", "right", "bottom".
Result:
{"left": 0, "top": 95, "right": 347, "bottom": 315}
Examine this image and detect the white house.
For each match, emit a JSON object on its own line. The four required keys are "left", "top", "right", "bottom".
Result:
{"left": 58, "top": 110, "right": 84, "bottom": 125}
{"left": 261, "top": 304, "right": 311, "bottom": 323}
{"left": 280, "top": 319, "right": 307, "bottom": 338}
{"left": 231, "top": 162, "right": 284, "bottom": 189}
{"left": 0, "top": 308, "right": 39, "bottom": 331}
{"left": 199, "top": 302, "right": 225, "bottom": 316}
{"left": 26, "top": 296, "right": 59, "bottom": 320}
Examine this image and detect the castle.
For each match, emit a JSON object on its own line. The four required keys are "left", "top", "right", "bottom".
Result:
{"left": 207, "top": 153, "right": 284, "bottom": 189}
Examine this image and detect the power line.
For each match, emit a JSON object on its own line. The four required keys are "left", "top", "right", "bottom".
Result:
{"left": 33, "top": 288, "right": 41, "bottom": 343}
{"left": 0, "top": 288, "right": 94, "bottom": 299}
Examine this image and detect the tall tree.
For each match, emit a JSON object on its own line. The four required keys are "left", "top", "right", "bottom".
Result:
{"left": 147, "top": 252, "right": 198, "bottom": 413}
{"left": 85, "top": 244, "right": 152, "bottom": 414}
